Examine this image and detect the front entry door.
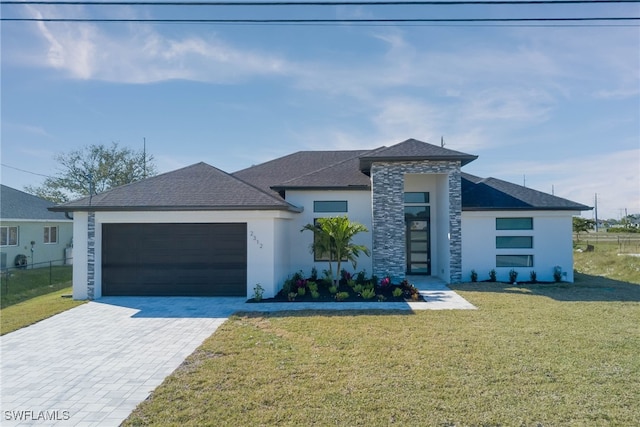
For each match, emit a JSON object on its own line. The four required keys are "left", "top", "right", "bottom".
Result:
{"left": 406, "top": 220, "right": 431, "bottom": 275}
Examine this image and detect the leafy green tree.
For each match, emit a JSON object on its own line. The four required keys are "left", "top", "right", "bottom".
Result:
{"left": 301, "top": 216, "right": 370, "bottom": 285}
{"left": 573, "top": 217, "right": 595, "bottom": 241}
{"left": 25, "top": 142, "right": 156, "bottom": 203}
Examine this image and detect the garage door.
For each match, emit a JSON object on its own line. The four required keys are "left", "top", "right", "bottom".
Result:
{"left": 102, "top": 223, "right": 247, "bottom": 296}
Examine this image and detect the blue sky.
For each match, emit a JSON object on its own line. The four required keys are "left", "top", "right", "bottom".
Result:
{"left": 1, "top": 1, "right": 639, "bottom": 219}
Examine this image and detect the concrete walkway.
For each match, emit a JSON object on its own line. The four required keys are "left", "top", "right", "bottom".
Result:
{"left": 0, "top": 280, "right": 474, "bottom": 426}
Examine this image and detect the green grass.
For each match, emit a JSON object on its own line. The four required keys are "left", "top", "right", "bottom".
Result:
{"left": 124, "top": 243, "right": 640, "bottom": 426}
{"left": 1, "top": 265, "right": 73, "bottom": 308}
{"left": 0, "top": 266, "right": 85, "bottom": 335}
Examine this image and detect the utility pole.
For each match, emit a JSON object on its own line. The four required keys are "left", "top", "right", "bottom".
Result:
{"left": 143, "top": 137, "right": 147, "bottom": 178}
{"left": 594, "top": 193, "right": 598, "bottom": 232}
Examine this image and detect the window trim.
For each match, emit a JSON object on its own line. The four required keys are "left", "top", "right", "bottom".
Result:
{"left": 1, "top": 226, "right": 19, "bottom": 247}
{"left": 44, "top": 226, "right": 59, "bottom": 244}
{"left": 313, "top": 200, "right": 348, "bottom": 213}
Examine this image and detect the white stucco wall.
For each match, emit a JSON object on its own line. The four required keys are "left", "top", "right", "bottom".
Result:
{"left": 71, "top": 210, "right": 295, "bottom": 300}
{"left": 285, "top": 190, "right": 373, "bottom": 279}
{"left": 462, "top": 210, "right": 578, "bottom": 283}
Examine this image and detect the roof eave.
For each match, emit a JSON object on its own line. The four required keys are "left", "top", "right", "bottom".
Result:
{"left": 49, "top": 204, "right": 303, "bottom": 213}
{"left": 462, "top": 206, "right": 593, "bottom": 212}
{"left": 270, "top": 185, "right": 371, "bottom": 192}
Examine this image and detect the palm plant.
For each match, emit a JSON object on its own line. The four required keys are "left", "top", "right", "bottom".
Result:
{"left": 301, "top": 216, "right": 370, "bottom": 285}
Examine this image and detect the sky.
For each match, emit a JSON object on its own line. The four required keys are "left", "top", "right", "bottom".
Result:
{"left": 1, "top": 1, "right": 639, "bottom": 220}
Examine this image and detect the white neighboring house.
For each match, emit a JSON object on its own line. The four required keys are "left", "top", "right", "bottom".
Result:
{"left": 1, "top": 185, "right": 73, "bottom": 269}
{"left": 50, "top": 139, "right": 591, "bottom": 300}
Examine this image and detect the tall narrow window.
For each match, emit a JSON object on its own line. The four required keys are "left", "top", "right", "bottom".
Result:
{"left": 44, "top": 226, "right": 58, "bottom": 244}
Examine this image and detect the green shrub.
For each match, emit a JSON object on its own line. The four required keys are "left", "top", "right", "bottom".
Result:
{"left": 353, "top": 284, "right": 364, "bottom": 294}
{"left": 282, "top": 278, "right": 294, "bottom": 295}
{"left": 509, "top": 269, "right": 518, "bottom": 284}
{"left": 297, "top": 287, "right": 306, "bottom": 296}
{"left": 392, "top": 287, "right": 403, "bottom": 298}
{"left": 356, "top": 270, "right": 368, "bottom": 285}
{"left": 553, "top": 266, "right": 563, "bottom": 283}
{"left": 287, "top": 292, "right": 297, "bottom": 302}
{"left": 311, "top": 290, "right": 320, "bottom": 299}
{"left": 347, "top": 279, "right": 357, "bottom": 288}
{"left": 252, "top": 284, "right": 264, "bottom": 301}
{"left": 328, "top": 285, "right": 338, "bottom": 294}
{"left": 307, "top": 281, "right": 318, "bottom": 293}
{"left": 489, "top": 269, "right": 497, "bottom": 282}
{"left": 310, "top": 267, "right": 318, "bottom": 281}
{"left": 530, "top": 271, "right": 537, "bottom": 283}
{"left": 335, "top": 292, "right": 349, "bottom": 301}
{"left": 361, "top": 288, "right": 376, "bottom": 299}
{"left": 470, "top": 269, "right": 478, "bottom": 282}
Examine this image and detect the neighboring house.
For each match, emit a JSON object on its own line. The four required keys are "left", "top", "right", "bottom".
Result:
{"left": 1, "top": 185, "right": 73, "bottom": 269}
{"left": 50, "top": 138, "right": 591, "bottom": 300}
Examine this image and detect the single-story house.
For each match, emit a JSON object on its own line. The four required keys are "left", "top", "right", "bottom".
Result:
{"left": 50, "top": 138, "right": 591, "bottom": 300}
{"left": 1, "top": 185, "right": 73, "bottom": 269}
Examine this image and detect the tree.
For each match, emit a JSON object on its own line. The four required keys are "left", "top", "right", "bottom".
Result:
{"left": 301, "top": 216, "right": 370, "bottom": 285}
{"left": 25, "top": 142, "right": 157, "bottom": 203}
{"left": 573, "top": 217, "right": 595, "bottom": 241}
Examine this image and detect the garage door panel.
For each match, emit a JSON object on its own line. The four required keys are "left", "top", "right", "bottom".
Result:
{"left": 102, "top": 223, "right": 247, "bottom": 296}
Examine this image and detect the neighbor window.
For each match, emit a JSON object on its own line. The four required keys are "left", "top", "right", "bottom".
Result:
{"left": 44, "top": 226, "right": 58, "bottom": 244}
{"left": 1, "top": 227, "right": 18, "bottom": 246}
{"left": 496, "top": 255, "right": 534, "bottom": 268}
{"left": 496, "top": 236, "right": 533, "bottom": 249}
{"left": 313, "top": 201, "right": 348, "bottom": 213}
{"left": 496, "top": 217, "right": 533, "bottom": 230}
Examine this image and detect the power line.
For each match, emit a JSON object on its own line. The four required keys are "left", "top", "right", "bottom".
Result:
{"left": 1, "top": 163, "right": 55, "bottom": 179}
{"left": 2, "top": 17, "right": 638, "bottom": 22}
{"left": 2, "top": 0, "right": 638, "bottom": 5}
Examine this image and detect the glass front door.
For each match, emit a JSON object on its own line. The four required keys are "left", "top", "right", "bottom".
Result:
{"left": 406, "top": 220, "right": 430, "bottom": 275}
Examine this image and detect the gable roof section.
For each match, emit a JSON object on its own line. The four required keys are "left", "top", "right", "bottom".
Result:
{"left": 233, "top": 149, "right": 374, "bottom": 194}
{"left": 50, "top": 162, "right": 300, "bottom": 212}
{"left": 461, "top": 173, "right": 591, "bottom": 211}
{"left": 1, "top": 185, "right": 71, "bottom": 221}
{"left": 360, "top": 138, "right": 478, "bottom": 172}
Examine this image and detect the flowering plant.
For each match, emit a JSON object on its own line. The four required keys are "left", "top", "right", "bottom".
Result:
{"left": 379, "top": 277, "right": 391, "bottom": 288}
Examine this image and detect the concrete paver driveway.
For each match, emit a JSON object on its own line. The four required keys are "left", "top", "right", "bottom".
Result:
{"left": 0, "top": 280, "right": 473, "bottom": 426}
{"left": 1, "top": 297, "right": 246, "bottom": 426}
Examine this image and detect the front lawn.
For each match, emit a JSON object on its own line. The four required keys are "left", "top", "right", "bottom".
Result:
{"left": 124, "top": 272, "right": 639, "bottom": 425}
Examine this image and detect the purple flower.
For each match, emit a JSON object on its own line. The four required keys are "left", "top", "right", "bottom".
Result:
{"left": 380, "top": 277, "right": 391, "bottom": 287}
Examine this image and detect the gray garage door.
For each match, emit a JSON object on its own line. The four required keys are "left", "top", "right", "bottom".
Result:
{"left": 102, "top": 223, "right": 247, "bottom": 296}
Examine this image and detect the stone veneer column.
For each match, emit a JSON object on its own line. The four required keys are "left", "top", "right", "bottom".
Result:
{"left": 87, "top": 211, "right": 96, "bottom": 300}
{"left": 371, "top": 160, "right": 462, "bottom": 284}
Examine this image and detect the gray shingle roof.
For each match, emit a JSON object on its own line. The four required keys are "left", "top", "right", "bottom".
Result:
{"left": 461, "top": 173, "right": 591, "bottom": 211}
{"left": 359, "top": 138, "right": 478, "bottom": 171}
{"left": 1, "top": 185, "right": 70, "bottom": 221}
{"left": 50, "top": 163, "right": 300, "bottom": 212}
{"left": 233, "top": 150, "right": 374, "bottom": 194}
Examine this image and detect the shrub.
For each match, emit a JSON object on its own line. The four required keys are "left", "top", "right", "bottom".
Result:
{"left": 530, "top": 271, "right": 537, "bottom": 283}
{"left": 310, "top": 266, "right": 318, "bottom": 281}
{"left": 347, "top": 279, "right": 357, "bottom": 288}
{"left": 379, "top": 276, "right": 391, "bottom": 289}
{"left": 297, "top": 287, "right": 306, "bottom": 296}
{"left": 335, "top": 291, "right": 349, "bottom": 301}
{"left": 553, "top": 266, "right": 563, "bottom": 283}
{"left": 361, "top": 288, "right": 376, "bottom": 299}
{"left": 392, "top": 287, "right": 403, "bottom": 298}
{"left": 307, "top": 281, "right": 318, "bottom": 293}
{"left": 328, "top": 285, "right": 338, "bottom": 294}
{"left": 489, "top": 269, "right": 497, "bottom": 282}
{"left": 470, "top": 270, "right": 478, "bottom": 282}
{"left": 252, "top": 284, "right": 264, "bottom": 301}
{"left": 287, "top": 292, "right": 297, "bottom": 302}
{"left": 509, "top": 269, "right": 518, "bottom": 284}
{"left": 353, "top": 284, "right": 364, "bottom": 294}
{"left": 282, "top": 278, "right": 294, "bottom": 295}
{"left": 311, "top": 290, "right": 320, "bottom": 299}
{"left": 377, "top": 294, "right": 387, "bottom": 302}
{"left": 356, "top": 270, "right": 368, "bottom": 285}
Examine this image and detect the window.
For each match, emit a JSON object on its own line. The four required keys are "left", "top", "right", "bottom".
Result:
{"left": 404, "top": 192, "right": 430, "bottom": 204}
{"left": 313, "top": 201, "right": 348, "bottom": 213}
{"left": 1, "top": 226, "right": 18, "bottom": 246}
{"left": 496, "top": 217, "right": 533, "bottom": 230}
{"left": 44, "top": 226, "right": 58, "bottom": 244}
{"left": 496, "top": 255, "right": 534, "bottom": 268}
{"left": 496, "top": 236, "right": 533, "bottom": 249}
